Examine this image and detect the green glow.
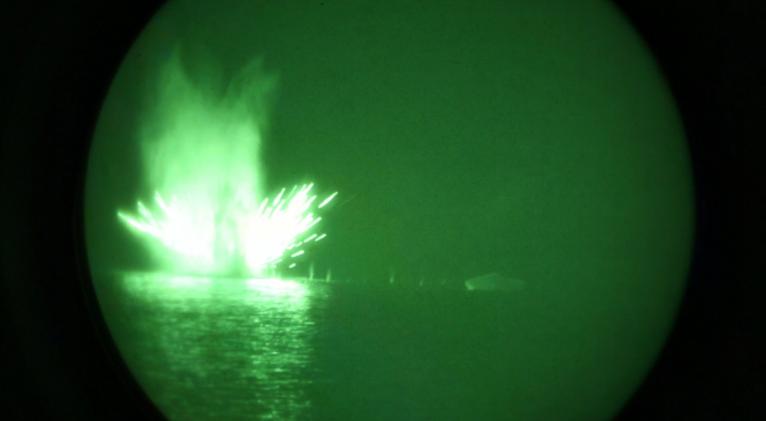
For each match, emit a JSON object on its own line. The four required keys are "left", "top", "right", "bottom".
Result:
{"left": 245, "top": 277, "right": 308, "bottom": 298}
{"left": 116, "top": 272, "right": 313, "bottom": 420}
{"left": 119, "top": 272, "right": 309, "bottom": 308}
{"left": 113, "top": 50, "right": 337, "bottom": 277}
{"left": 317, "top": 191, "right": 338, "bottom": 209}
{"left": 84, "top": 0, "right": 695, "bottom": 420}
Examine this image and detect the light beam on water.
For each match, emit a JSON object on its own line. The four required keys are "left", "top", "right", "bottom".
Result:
{"left": 117, "top": 272, "right": 317, "bottom": 420}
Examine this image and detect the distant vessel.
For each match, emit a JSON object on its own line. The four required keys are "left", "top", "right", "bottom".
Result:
{"left": 464, "top": 273, "right": 525, "bottom": 292}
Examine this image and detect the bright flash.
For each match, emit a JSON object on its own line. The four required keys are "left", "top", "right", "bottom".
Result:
{"left": 117, "top": 184, "right": 337, "bottom": 276}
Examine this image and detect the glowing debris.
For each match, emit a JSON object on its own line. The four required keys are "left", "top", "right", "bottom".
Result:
{"left": 112, "top": 53, "right": 337, "bottom": 277}
{"left": 117, "top": 184, "right": 335, "bottom": 276}
{"left": 318, "top": 191, "right": 338, "bottom": 209}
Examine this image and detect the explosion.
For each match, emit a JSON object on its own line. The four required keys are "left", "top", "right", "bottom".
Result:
{"left": 116, "top": 50, "right": 336, "bottom": 277}
{"left": 118, "top": 184, "right": 336, "bottom": 276}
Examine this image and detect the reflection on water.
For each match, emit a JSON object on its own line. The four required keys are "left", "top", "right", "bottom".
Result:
{"left": 95, "top": 270, "right": 576, "bottom": 420}
{"left": 110, "top": 272, "right": 323, "bottom": 420}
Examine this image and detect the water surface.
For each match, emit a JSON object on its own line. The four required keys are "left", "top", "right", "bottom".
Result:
{"left": 97, "top": 272, "right": 529, "bottom": 420}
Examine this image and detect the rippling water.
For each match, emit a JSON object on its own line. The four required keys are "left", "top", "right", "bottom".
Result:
{"left": 95, "top": 271, "right": 540, "bottom": 420}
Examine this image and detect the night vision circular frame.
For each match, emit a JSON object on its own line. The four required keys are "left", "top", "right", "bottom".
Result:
{"left": 83, "top": 1, "right": 694, "bottom": 420}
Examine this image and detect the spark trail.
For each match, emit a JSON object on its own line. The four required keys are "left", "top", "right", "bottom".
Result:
{"left": 117, "top": 50, "right": 336, "bottom": 276}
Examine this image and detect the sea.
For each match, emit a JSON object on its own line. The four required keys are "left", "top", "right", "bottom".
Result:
{"left": 93, "top": 271, "right": 590, "bottom": 420}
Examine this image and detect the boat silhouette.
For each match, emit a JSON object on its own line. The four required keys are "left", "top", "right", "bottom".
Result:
{"left": 464, "top": 273, "right": 525, "bottom": 292}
